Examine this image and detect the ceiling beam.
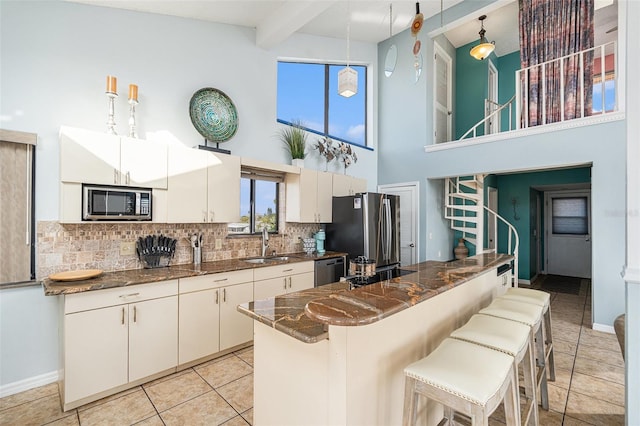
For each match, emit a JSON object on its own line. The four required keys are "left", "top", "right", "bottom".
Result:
{"left": 256, "top": 1, "right": 336, "bottom": 49}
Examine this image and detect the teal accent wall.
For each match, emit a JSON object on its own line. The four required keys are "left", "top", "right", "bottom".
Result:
{"left": 455, "top": 40, "right": 492, "bottom": 139}
{"left": 495, "top": 167, "right": 592, "bottom": 281}
{"left": 497, "top": 51, "right": 520, "bottom": 131}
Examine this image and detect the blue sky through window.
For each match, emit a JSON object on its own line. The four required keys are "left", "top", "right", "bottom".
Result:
{"left": 277, "top": 62, "right": 366, "bottom": 146}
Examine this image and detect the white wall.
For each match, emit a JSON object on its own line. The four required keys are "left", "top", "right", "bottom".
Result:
{"left": 0, "top": 0, "right": 378, "bottom": 389}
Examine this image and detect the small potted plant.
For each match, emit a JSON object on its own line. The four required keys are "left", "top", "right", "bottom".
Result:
{"left": 277, "top": 120, "right": 307, "bottom": 167}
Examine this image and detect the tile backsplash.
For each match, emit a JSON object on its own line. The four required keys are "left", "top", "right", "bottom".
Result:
{"left": 36, "top": 221, "right": 321, "bottom": 279}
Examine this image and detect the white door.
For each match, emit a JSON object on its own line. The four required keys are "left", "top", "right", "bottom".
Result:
{"left": 378, "top": 182, "right": 419, "bottom": 266}
{"left": 487, "top": 187, "right": 498, "bottom": 250}
{"left": 433, "top": 43, "right": 452, "bottom": 143}
{"left": 486, "top": 60, "right": 499, "bottom": 135}
{"left": 545, "top": 190, "right": 592, "bottom": 278}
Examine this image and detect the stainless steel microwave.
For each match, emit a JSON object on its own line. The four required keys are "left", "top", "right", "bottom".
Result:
{"left": 82, "top": 184, "right": 152, "bottom": 221}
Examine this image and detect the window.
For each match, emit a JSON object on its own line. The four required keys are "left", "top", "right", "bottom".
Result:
{"left": 0, "top": 131, "right": 36, "bottom": 285}
{"left": 232, "top": 169, "right": 281, "bottom": 234}
{"left": 277, "top": 61, "right": 367, "bottom": 148}
{"left": 552, "top": 197, "right": 588, "bottom": 235}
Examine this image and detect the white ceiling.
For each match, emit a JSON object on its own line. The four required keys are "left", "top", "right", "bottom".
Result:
{"left": 66, "top": 0, "right": 618, "bottom": 54}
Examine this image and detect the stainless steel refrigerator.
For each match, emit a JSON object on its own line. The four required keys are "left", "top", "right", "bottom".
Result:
{"left": 326, "top": 192, "right": 400, "bottom": 270}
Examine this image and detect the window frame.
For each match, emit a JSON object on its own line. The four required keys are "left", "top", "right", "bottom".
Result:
{"left": 277, "top": 61, "right": 372, "bottom": 152}
{"left": 237, "top": 173, "right": 280, "bottom": 235}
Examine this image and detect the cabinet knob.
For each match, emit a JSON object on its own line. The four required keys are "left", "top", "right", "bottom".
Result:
{"left": 283, "top": 278, "right": 287, "bottom": 290}
{"left": 210, "top": 210, "right": 214, "bottom": 222}
{"left": 215, "top": 289, "right": 219, "bottom": 304}
{"left": 114, "top": 169, "right": 119, "bottom": 184}
{"left": 223, "top": 288, "right": 226, "bottom": 302}
{"left": 133, "top": 305, "right": 137, "bottom": 323}
{"left": 126, "top": 171, "right": 131, "bottom": 185}
{"left": 121, "top": 307, "right": 125, "bottom": 325}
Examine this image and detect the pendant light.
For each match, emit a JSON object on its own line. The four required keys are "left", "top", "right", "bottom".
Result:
{"left": 469, "top": 15, "right": 495, "bottom": 61}
{"left": 338, "top": 3, "right": 357, "bottom": 98}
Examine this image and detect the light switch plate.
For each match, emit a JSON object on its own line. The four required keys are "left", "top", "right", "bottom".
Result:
{"left": 120, "top": 241, "right": 136, "bottom": 256}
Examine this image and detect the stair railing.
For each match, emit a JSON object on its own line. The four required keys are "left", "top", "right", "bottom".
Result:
{"left": 459, "top": 95, "right": 516, "bottom": 140}
{"left": 484, "top": 205, "right": 519, "bottom": 287}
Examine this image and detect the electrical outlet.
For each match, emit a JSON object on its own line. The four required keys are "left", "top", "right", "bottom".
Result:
{"left": 437, "top": 251, "right": 441, "bottom": 258}
{"left": 215, "top": 238, "right": 222, "bottom": 250}
{"left": 120, "top": 241, "right": 136, "bottom": 256}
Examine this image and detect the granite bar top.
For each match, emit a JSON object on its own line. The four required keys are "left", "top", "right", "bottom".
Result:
{"left": 237, "top": 253, "right": 513, "bottom": 343}
{"left": 42, "top": 251, "right": 346, "bottom": 296}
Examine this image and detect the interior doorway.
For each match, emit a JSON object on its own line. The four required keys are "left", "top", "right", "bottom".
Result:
{"left": 378, "top": 181, "right": 419, "bottom": 266}
{"left": 486, "top": 59, "right": 499, "bottom": 135}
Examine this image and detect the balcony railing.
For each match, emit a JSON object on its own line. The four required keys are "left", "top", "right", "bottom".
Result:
{"left": 516, "top": 41, "right": 617, "bottom": 129}
{"left": 457, "top": 42, "right": 618, "bottom": 142}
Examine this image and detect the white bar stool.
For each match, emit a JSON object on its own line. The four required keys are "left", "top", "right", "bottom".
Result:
{"left": 500, "top": 288, "right": 556, "bottom": 381}
{"left": 478, "top": 298, "right": 549, "bottom": 411}
{"left": 403, "top": 338, "right": 521, "bottom": 426}
{"left": 450, "top": 314, "right": 539, "bottom": 426}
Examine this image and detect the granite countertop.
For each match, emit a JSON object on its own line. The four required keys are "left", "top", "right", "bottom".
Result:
{"left": 42, "top": 251, "right": 346, "bottom": 296}
{"left": 237, "top": 253, "right": 514, "bottom": 343}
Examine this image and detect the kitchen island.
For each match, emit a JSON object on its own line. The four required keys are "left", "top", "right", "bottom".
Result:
{"left": 238, "top": 253, "right": 513, "bottom": 426}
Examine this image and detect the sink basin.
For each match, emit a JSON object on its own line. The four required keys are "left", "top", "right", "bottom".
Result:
{"left": 242, "top": 256, "right": 295, "bottom": 264}
{"left": 243, "top": 258, "right": 269, "bottom": 264}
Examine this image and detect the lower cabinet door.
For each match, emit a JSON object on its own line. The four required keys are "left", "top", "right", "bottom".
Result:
{"left": 64, "top": 305, "right": 128, "bottom": 404}
{"left": 254, "top": 276, "right": 288, "bottom": 300}
{"left": 219, "top": 282, "right": 254, "bottom": 351}
{"left": 178, "top": 289, "right": 220, "bottom": 365}
{"left": 129, "top": 296, "right": 178, "bottom": 382}
{"left": 289, "top": 271, "right": 314, "bottom": 293}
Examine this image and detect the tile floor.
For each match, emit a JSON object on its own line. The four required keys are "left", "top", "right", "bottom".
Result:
{"left": 0, "top": 280, "right": 626, "bottom": 425}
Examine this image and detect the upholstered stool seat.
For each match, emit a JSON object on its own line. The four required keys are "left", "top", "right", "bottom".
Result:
{"left": 403, "top": 338, "right": 521, "bottom": 426}
{"left": 450, "top": 314, "right": 538, "bottom": 425}
{"left": 479, "top": 298, "right": 549, "bottom": 411}
{"left": 501, "top": 288, "right": 556, "bottom": 382}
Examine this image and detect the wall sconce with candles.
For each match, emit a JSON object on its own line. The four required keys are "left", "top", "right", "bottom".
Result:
{"left": 469, "top": 15, "right": 495, "bottom": 60}
{"left": 128, "top": 84, "right": 139, "bottom": 138}
{"left": 338, "top": 3, "right": 357, "bottom": 98}
{"left": 105, "top": 75, "right": 118, "bottom": 134}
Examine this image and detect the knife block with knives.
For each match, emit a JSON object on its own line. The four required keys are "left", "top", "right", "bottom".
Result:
{"left": 136, "top": 234, "right": 177, "bottom": 268}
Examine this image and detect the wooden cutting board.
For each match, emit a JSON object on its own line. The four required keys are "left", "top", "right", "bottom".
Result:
{"left": 49, "top": 269, "right": 103, "bottom": 282}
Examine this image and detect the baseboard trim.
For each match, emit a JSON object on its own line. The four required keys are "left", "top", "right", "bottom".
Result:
{"left": 592, "top": 323, "right": 615, "bottom": 334}
{"left": 518, "top": 278, "right": 532, "bottom": 285}
{"left": 0, "top": 371, "right": 59, "bottom": 398}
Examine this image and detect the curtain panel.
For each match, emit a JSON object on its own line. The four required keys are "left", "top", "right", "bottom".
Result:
{"left": 519, "top": 0, "right": 594, "bottom": 127}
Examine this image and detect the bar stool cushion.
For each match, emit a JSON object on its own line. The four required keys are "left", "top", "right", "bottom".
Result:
{"left": 404, "top": 338, "right": 514, "bottom": 407}
{"left": 502, "top": 288, "right": 550, "bottom": 307}
{"left": 479, "top": 298, "right": 543, "bottom": 327}
{"left": 450, "top": 314, "right": 530, "bottom": 357}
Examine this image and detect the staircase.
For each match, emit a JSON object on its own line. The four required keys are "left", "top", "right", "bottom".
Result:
{"left": 445, "top": 175, "right": 519, "bottom": 286}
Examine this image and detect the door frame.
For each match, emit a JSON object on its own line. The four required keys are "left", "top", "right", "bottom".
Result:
{"left": 433, "top": 41, "right": 452, "bottom": 143}
{"left": 378, "top": 181, "right": 419, "bottom": 266}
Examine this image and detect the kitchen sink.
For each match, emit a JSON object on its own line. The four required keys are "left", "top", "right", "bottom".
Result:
{"left": 242, "top": 256, "right": 295, "bottom": 264}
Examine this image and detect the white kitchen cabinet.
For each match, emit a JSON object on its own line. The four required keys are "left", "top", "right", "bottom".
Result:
{"left": 62, "top": 280, "right": 178, "bottom": 410}
{"left": 59, "top": 126, "right": 168, "bottom": 189}
{"left": 285, "top": 169, "right": 333, "bottom": 223}
{"left": 253, "top": 261, "right": 314, "bottom": 300}
{"left": 166, "top": 146, "right": 241, "bottom": 224}
{"left": 63, "top": 305, "right": 128, "bottom": 406}
{"left": 128, "top": 295, "right": 178, "bottom": 382}
{"left": 166, "top": 145, "right": 208, "bottom": 223}
{"left": 207, "top": 153, "right": 241, "bottom": 223}
{"left": 332, "top": 174, "right": 367, "bottom": 197}
{"left": 178, "top": 269, "right": 254, "bottom": 365}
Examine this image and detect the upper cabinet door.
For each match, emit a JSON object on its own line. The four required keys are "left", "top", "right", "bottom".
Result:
{"left": 120, "top": 137, "right": 168, "bottom": 189}
{"left": 316, "top": 171, "right": 333, "bottom": 222}
{"left": 207, "top": 153, "right": 240, "bottom": 223}
{"left": 166, "top": 145, "right": 208, "bottom": 223}
{"left": 60, "top": 127, "right": 121, "bottom": 185}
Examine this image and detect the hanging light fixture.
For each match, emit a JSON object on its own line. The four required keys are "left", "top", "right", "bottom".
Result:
{"left": 469, "top": 15, "right": 495, "bottom": 60}
{"left": 338, "top": 3, "right": 357, "bottom": 98}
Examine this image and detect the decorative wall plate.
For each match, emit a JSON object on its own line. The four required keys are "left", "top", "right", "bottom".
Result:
{"left": 189, "top": 88, "right": 238, "bottom": 142}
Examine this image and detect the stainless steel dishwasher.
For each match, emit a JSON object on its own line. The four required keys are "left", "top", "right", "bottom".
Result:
{"left": 314, "top": 256, "right": 346, "bottom": 287}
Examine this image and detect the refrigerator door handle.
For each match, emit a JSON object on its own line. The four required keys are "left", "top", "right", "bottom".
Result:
{"left": 383, "top": 198, "right": 391, "bottom": 261}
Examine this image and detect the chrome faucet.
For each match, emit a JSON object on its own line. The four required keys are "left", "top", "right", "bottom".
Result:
{"left": 261, "top": 227, "right": 269, "bottom": 257}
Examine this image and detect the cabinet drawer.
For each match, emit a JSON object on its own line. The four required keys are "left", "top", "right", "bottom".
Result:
{"left": 253, "top": 261, "right": 314, "bottom": 281}
{"left": 65, "top": 280, "right": 178, "bottom": 314}
{"left": 179, "top": 269, "right": 253, "bottom": 294}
